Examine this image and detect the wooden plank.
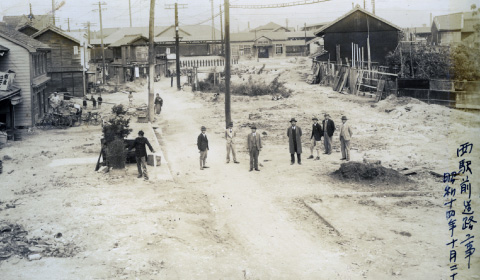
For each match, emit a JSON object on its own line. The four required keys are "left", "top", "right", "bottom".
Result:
{"left": 375, "top": 79, "right": 386, "bottom": 102}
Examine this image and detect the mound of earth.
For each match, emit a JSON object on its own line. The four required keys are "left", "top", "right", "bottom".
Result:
{"left": 333, "top": 162, "right": 409, "bottom": 184}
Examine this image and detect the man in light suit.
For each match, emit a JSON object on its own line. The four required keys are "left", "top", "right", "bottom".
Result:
{"left": 197, "top": 126, "right": 209, "bottom": 170}
{"left": 339, "top": 116, "right": 353, "bottom": 161}
{"left": 247, "top": 125, "right": 262, "bottom": 171}
{"left": 225, "top": 122, "right": 239, "bottom": 164}
{"left": 287, "top": 118, "right": 302, "bottom": 165}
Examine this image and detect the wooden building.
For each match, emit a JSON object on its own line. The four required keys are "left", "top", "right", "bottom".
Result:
{"left": 431, "top": 12, "right": 480, "bottom": 47}
{"left": 32, "top": 26, "right": 90, "bottom": 97}
{"left": 0, "top": 26, "right": 51, "bottom": 128}
{"left": 314, "top": 6, "right": 402, "bottom": 65}
{"left": 230, "top": 29, "right": 315, "bottom": 59}
{"left": 110, "top": 34, "right": 150, "bottom": 83}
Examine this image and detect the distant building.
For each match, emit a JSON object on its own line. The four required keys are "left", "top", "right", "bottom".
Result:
{"left": 0, "top": 26, "right": 51, "bottom": 128}
{"left": 32, "top": 26, "right": 91, "bottom": 97}
{"left": 249, "top": 22, "right": 294, "bottom": 32}
{"left": 2, "top": 14, "right": 53, "bottom": 32}
{"left": 403, "top": 25, "right": 431, "bottom": 43}
{"left": 301, "top": 22, "right": 330, "bottom": 32}
{"left": 314, "top": 6, "right": 403, "bottom": 65}
{"left": 431, "top": 12, "right": 480, "bottom": 47}
{"left": 231, "top": 22, "right": 315, "bottom": 58}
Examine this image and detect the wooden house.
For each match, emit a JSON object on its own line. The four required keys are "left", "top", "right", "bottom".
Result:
{"left": 32, "top": 26, "right": 90, "bottom": 97}
{"left": 0, "top": 26, "right": 51, "bottom": 128}
{"left": 109, "top": 34, "right": 149, "bottom": 83}
{"left": 431, "top": 12, "right": 480, "bottom": 47}
{"left": 314, "top": 6, "right": 402, "bottom": 65}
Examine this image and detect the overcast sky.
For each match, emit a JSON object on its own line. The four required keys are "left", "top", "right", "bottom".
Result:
{"left": 1, "top": 0, "right": 478, "bottom": 32}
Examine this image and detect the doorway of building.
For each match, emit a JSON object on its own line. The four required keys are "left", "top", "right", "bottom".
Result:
{"left": 258, "top": 47, "right": 269, "bottom": 58}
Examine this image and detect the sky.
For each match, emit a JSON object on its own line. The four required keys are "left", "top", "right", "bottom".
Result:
{"left": 0, "top": 0, "right": 478, "bottom": 32}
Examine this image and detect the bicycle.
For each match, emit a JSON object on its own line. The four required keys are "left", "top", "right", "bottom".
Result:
{"left": 82, "top": 112, "right": 101, "bottom": 126}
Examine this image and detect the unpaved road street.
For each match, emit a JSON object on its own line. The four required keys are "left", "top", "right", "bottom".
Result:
{"left": 1, "top": 59, "right": 479, "bottom": 279}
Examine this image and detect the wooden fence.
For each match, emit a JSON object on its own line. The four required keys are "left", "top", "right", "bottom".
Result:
{"left": 181, "top": 58, "right": 238, "bottom": 68}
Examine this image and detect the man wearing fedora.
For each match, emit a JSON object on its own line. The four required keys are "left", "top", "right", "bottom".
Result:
{"left": 322, "top": 113, "right": 335, "bottom": 155}
{"left": 197, "top": 126, "right": 209, "bottom": 170}
{"left": 247, "top": 125, "right": 262, "bottom": 171}
{"left": 225, "top": 122, "right": 239, "bottom": 164}
{"left": 287, "top": 118, "right": 303, "bottom": 165}
{"left": 339, "top": 116, "right": 353, "bottom": 161}
{"left": 308, "top": 117, "right": 323, "bottom": 160}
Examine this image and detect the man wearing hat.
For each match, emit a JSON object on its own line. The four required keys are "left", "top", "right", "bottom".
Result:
{"left": 129, "top": 130, "right": 155, "bottom": 180}
{"left": 339, "top": 116, "right": 353, "bottom": 161}
{"left": 322, "top": 113, "right": 335, "bottom": 155}
{"left": 247, "top": 125, "right": 262, "bottom": 171}
{"left": 308, "top": 117, "right": 323, "bottom": 160}
{"left": 197, "top": 126, "right": 209, "bottom": 170}
{"left": 287, "top": 118, "right": 303, "bottom": 165}
{"left": 225, "top": 122, "right": 239, "bottom": 164}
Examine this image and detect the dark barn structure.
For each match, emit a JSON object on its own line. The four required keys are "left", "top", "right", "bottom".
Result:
{"left": 314, "top": 6, "right": 402, "bottom": 65}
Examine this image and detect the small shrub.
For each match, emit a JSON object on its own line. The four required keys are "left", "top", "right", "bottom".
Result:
{"left": 112, "top": 104, "right": 127, "bottom": 116}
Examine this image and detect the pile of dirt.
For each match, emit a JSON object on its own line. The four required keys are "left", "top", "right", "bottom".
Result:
{"left": 0, "top": 221, "right": 80, "bottom": 261}
{"left": 333, "top": 162, "right": 409, "bottom": 184}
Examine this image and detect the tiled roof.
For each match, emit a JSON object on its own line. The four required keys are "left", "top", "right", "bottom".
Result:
{"left": 0, "top": 25, "right": 50, "bottom": 52}
{"left": 231, "top": 31, "right": 314, "bottom": 42}
{"left": 433, "top": 12, "right": 479, "bottom": 31}
{"left": 110, "top": 35, "right": 148, "bottom": 47}
{"left": 314, "top": 6, "right": 402, "bottom": 36}
{"left": 32, "top": 25, "right": 81, "bottom": 45}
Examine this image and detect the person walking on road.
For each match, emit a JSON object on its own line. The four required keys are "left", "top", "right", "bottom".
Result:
{"left": 97, "top": 93, "right": 103, "bottom": 109}
{"left": 247, "top": 125, "right": 262, "bottom": 171}
{"left": 197, "top": 126, "right": 209, "bottom": 170}
{"left": 322, "top": 113, "right": 335, "bottom": 155}
{"left": 225, "top": 122, "right": 239, "bottom": 164}
{"left": 154, "top": 93, "right": 163, "bottom": 115}
{"left": 287, "top": 118, "right": 303, "bottom": 165}
{"left": 128, "top": 92, "right": 133, "bottom": 107}
{"left": 91, "top": 94, "right": 97, "bottom": 109}
{"left": 129, "top": 130, "right": 155, "bottom": 180}
{"left": 83, "top": 96, "right": 88, "bottom": 110}
{"left": 308, "top": 117, "right": 323, "bottom": 160}
{"left": 339, "top": 116, "right": 353, "bottom": 161}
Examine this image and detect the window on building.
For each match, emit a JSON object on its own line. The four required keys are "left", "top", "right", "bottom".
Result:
{"left": 276, "top": 44, "right": 283, "bottom": 54}
{"left": 244, "top": 45, "right": 251, "bottom": 55}
{"left": 74, "top": 46, "right": 79, "bottom": 55}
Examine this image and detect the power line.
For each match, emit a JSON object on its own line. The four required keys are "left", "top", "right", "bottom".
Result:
{"left": 230, "top": 0, "right": 332, "bottom": 9}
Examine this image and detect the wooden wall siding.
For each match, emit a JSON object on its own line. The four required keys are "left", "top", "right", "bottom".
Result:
{"left": 47, "top": 72, "right": 85, "bottom": 97}
{"left": 0, "top": 37, "right": 33, "bottom": 127}
{"left": 36, "top": 30, "right": 82, "bottom": 71}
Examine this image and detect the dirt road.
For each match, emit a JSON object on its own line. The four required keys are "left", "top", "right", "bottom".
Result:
{"left": 1, "top": 58, "right": 479, "bottom": 279}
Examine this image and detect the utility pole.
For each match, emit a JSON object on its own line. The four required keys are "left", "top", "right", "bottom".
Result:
{"left": 286, "top": 18, "right": 288, "bottom": 30}
{"left": 52, "top": 0, "right": 56, "bottom": 25}
{"left": 220, "top": 4, "right": 224, "bottom": 55}
{"left": 224, "top": 0, "right": 231, "bottom": 127}
{"left": 165, "top": 3, "right": 187, "bottom": 91}
{"left": 371, "top": 0, "right": 375, "bottom": 14}
{"left": 148, "top": 0, "right": 155, "bottom": 121}
{"left": 94, "top": 2, "right": 107, "bottom": 84}
{"left": 66, "top": 18, "right": 70, "bottom": 31}
{"left": 129, "top": 0, "right": 133, "bottom": 27}
{"left": 304, "top": 22, "right": 307, "bottom": 56}
{"left": 210, "top": 0, "right": 215, "bottom": 41}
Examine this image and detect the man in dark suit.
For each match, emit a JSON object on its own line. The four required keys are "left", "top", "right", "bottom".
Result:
{"left": 322, "top": 113, "right": 335, "bottom": 155}
{"left": 287, "top": 118, "right": 302, "bottom": 165}
{"left": 308, "top": 117, "right": 323, "bottom": 160}
{"left": 247, "top": 125, "right": 262, "bottom": 171}
{"left": 129, "top": 130, "right": 155, "bottom": 180}
{"left": 197, "top": 126, "right": 209, "bottom": 170}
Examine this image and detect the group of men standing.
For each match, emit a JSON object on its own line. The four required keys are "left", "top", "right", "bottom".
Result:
{"left": 195, "top": 113, "right": 353, "bottom": 172}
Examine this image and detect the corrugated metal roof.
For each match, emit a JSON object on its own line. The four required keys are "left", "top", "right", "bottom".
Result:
{"left": 0, "top": 25, "right": 51, "bottom": 52}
